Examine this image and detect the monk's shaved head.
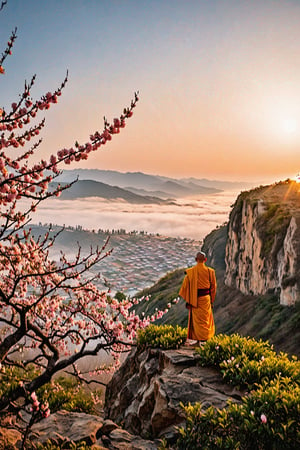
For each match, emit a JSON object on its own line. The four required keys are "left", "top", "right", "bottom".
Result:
{"left": 195, "top": 251, "right": 206, "bottom": 262}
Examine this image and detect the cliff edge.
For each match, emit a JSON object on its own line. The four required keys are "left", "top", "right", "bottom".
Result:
{"left": 104, "top": 347, "right": 244, "bottom": 442}
{"left": 225, "top": 180, "right": 300, "bottom": 305}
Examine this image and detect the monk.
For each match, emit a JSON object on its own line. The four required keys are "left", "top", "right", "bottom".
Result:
{"left": 179, "top": 251, "right": 217, "bottom": 345}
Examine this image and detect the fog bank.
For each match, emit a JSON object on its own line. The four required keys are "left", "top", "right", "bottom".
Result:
{"left": 26, "top": 190, "right": 240, "bottom": 240}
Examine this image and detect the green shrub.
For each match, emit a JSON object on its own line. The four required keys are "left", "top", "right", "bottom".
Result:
{"left": 38, "top": 376, "right": 102, "bottom": 415}
{"left": 195, "top": 334, "right": 299, "bottom": 389}
{"left": 175, "top": 377, "right": 300, "bottom": 449}
{"left": 221, "top": 352, "right": 300, "bottom": 389}
{"left": 243, "top": 377, "right": 300, "bottom": 448}
{"left": 196, "top": 333, "right": 275, "bottom": 370}
{"left": 137, "top": 324, "right": 187, "bottom": 349}
{"left": 0, "top": 365, "right": 101, "bottom": 416}
{"left": 0, "top": 364, "right": 39, "bottom": 399}
{"left": 169, "top": 334, "right": 300, "bottom": 449}
{"left": 175, "top": 402, "right": 240, "bottom": 450}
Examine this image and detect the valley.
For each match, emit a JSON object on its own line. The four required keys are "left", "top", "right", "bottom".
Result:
{"left": 30, "top": 224, "right": 202, "bottom": 296}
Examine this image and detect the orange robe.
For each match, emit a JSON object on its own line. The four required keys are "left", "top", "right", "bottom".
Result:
{"left": 179, "top": 262, "right": 216, "bottom": 341}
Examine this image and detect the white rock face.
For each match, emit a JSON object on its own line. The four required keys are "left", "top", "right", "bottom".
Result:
{"left": 225, "top": 197, "right": 299, "bottom": 305}
{"left": 279, "top": 217, "right": 299, "bottom": 305}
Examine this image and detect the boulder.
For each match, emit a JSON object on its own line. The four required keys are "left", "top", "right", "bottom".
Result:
{"left": 30, "top": 411, "right": 159, "bottom": 449}
{"left": 104, "top": 347, "right": 244, "bottom": 440}
{"left": 31, "top": 410, "right": 104, "bottom": 445}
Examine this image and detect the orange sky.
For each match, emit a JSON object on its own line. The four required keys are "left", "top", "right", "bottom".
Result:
{"left": 2, "top": 0, "right": 300, "bottom": 183}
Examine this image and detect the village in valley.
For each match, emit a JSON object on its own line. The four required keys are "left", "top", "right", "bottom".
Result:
{"left": 95, "top": 231, "right": 201, "bottom": 296}
{"left": 30, "top": 224, "right": 202, "bottom": 297}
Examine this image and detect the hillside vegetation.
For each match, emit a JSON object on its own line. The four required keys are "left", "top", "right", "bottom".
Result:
{"left": 135, "top": 265, "right": 300, "bottom": 357}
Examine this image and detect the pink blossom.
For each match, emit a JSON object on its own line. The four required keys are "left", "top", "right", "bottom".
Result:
{"left": 33, "top": 399, "right": 40, "bottom": 410}
{"left": 113, "top": 118, "right": 120, "bottom": 128}
{"left": 43, "top": 409, "right": 50, "bottom": 418}
{"left": 6, "top": 193, "right": 16, "bottom": 202}
{"left": 103, "top": 129, "right": 110, "bottom": 140}
{"left": 260, "top": 414, "right": 267, "bottom": 424}
{"left": 0, "top": 88, "right": 139, "bottom": 412}
{"left": 31, "top": 392, "right": 38, "bottom": 402}
{"left": 50, "top": 155, "right": 57, "bottom": 165}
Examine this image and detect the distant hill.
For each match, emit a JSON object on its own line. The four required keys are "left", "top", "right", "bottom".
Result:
{"left": 50, "top": 180, "right": 173, "bottom": 204}
{"left": 56, "top": 169, "right": 229, "bottom": 198}
{"left": 56, "top": 169, "right": 169, "bottom": 188}
{"left": 180, "top": 177, "right": 255, "bottom": 190}
{"left": 123, "top": 187, "right": 175, "bottom": 200}
{"left": 124, "top": 182, "right": 220, "bottom": 199}
{"left": 158, "top": 180, "right": 217, "bottom": 196}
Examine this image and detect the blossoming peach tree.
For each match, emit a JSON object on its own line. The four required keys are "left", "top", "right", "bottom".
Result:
{"left": 0, "top": 1, "right": 166, "bottom": 432}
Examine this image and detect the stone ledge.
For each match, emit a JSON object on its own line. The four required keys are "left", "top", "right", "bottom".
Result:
{"left": 104, "top": 347, "right": 244, "bottom": 440}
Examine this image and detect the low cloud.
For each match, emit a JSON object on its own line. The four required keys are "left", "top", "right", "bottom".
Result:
{"left": 23, "top": 190, "right": 240, "bottom": 240}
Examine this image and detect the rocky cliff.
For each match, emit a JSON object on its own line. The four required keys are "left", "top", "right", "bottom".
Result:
{"left": 224, "top": 180, "right": 300, "bottom": 305}
{"left": 104, "top": 347, "right": 244, "bottom": 443}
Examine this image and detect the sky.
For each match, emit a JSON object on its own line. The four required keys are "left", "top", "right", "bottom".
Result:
{"left": 1, "top": 0, "right": 300, "bottom": 183}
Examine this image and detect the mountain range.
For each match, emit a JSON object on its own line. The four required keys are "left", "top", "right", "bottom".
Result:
{"left": 50, "top": 180, "right": 173, "bottom": 204}
{"left": 55, "top": 169, "right": 252, "bottom": 202}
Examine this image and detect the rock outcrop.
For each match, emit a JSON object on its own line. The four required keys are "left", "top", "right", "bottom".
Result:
{"left": 224, "top": 181, "right": 300, "bottom": 305}
{"left": 29, "top": 411, "right": 159, "bottom": 449}
{"left": 104, "top": 347, "right": 244, "bottom": 441}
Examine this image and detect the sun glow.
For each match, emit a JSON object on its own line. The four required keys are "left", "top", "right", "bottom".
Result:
{"left": 282, "top": 118, "right": 298, "bottom": 134}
